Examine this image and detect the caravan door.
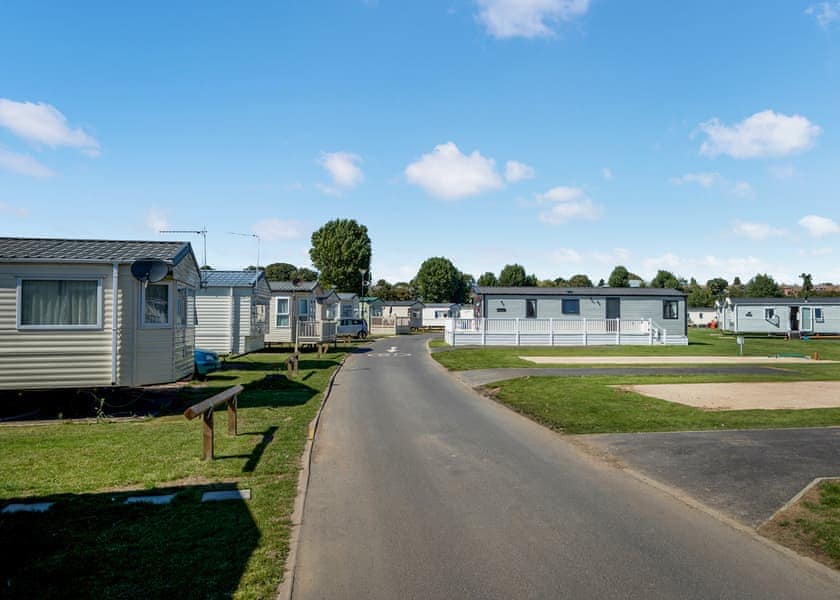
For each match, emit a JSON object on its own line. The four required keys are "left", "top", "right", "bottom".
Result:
{"left": 801, "top": 307, "right": 813, "bottom": 332}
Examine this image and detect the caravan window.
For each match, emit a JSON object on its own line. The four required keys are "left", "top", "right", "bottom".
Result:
{"left": 175, "top": 287, "right": 189, "bottom": 328}
{"left": 663, "top": 300, "right": 679, "bottom": 320}
{"left": 764, "top": 308, "right": 775, "bottom": 320}
{"left": 525, "top": 299, "right": 537, "bottom": 318}
{"left": 142, "top": 283, "right": 171, "bottom": 327}
{"left": 18, "top": 278, "right": 102, "bottom": 329}
{"left": 562, "top": 299, "right": 580, "bottom": 315}
{"left": 815, "top": 308, "right": 824, "bottom": 323}
{"left": 275, "top": 298, "right": 290, "bottom": 328}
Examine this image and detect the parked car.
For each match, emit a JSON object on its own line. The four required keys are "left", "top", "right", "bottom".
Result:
{"left": 194, "top": 348, "right": 222, "bottom": 378}
{"left": 337, "top": 318, "right": 368, "bottom": 339}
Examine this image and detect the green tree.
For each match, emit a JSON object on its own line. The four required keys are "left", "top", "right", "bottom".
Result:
{"left": 391, "top": 282, "right": 415, "bottom": 301}
{"left": 292, "top": 267, "right": 318, "bottom": 282}
{"left": 200, "top": 265, "right": 215, "bottom": 270}
{"left": 414, "top": 257, "right": 464, "bottom": 303}
{"left": 477, "top": 272, "right": 498, "bottom": 287}
{"left": 597, "top": 278, "right": 606, "bottom": 287}
{"left": 498, "top": 264, "right": 529, "bottom": 286}
{"left": 687, "top": 284, "right": 713, "bottom": 307}
{"left": 706, "top": 277, "right": 729, "bottom": 298}
{"left": 608, "top": 265, "right": 630, "bottom": 287}
{"left": 309, "top": 219, "right": 372, "bottom": 292}
{"left": 537, "top": 279, "right": 557, "bottom": 287}
{"left": 370, "top": 279, "right": 392, "bottom": 299}
{"left": 800, "top": 272, "right": 813, "bottom": 297}
{"left": 745, "top": 273, "right": 781, "bottom": 297}
{"left": 650, "top": 269, "right": 682, "bottom": 290}
{"left": 568, "top": 274, "right": 593, "bottom": 287}
{"left": 263, "top": 262, "right": 298, "bottom": 281}
{"left": 553, "top": 276, "right": 569, "bottom": 286}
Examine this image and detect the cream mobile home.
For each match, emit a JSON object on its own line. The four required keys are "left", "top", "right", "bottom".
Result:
{"left": 0, "top": 237, "right": 201, "bottom": 390}
{"left": 195, "top": 270, "right": 271, "bottom": 355}
{"left": 265, "top": 280, "right": 337, "bottom": 345}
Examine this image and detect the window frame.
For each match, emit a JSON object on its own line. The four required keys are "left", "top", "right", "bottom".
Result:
{"left": 275, "top": 297, "right": 290, "bottom": 328}
{"left": 16, "top": 276, "right": 104, "bottom": 331}
{"left": 662, "top": 299, "right": 679, "bottom": 320}
{"left": 561, "top": 298, "right": 580, "bottom": 315}
{"left": 815, "top": 307, "right": 825, "bottom": 323}
{"left": 140, "top": 281, "right": 173, "bottom": 329}
{"left": 764, "top": 307, "right": 776, "bottom": 321}
{"left": 525, "top": 298, "right": 538, "bottom": 319}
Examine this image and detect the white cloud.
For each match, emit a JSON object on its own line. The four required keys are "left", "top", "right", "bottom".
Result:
{"left": 504, "top": 160, "right": 535, "bottom": 182}
{"left": 799, "top": 214, "right": 840, "bottom": 237}
{"left": 145, "top": 209, "right": 169, "bottom": 233}
{"left": 799, "top": 247, "right": 833, "bottom": 257}
{"left": 475, "top": 0, "right": 590, "bottom": 39}
{"left": 536, "top": 186, "right": 602, "bottom": 224}
{"left": 552, "top": 248, "right": 583, "bottom": 263}
{"left": 732, "top": 221, "right": 787, "bottom": 240}
{"left": 601, "top": 167, "right": 614, "bottom": 181}
{"left": 318, "top": 151, "right": 363, "bottom": 195}
{"left": 405, "top": 141, "right": 503, "bottom": 199}
{"left": 0, "top": 201, "right": 28, "bottom": 217}
{"left": 251, "top": 218, "right": 303, "bottom": 241}
{"left": 0, "top": 99, "right": 100, "bottom": 156}
{"left": 806, "top": 2, "right": 840, "bottom": 28}
{"left": 642, "top": 252, "right": 682, "bottom": 271}
{"left": 729, "top": 181, "right": 754, "bottom": 198}
{"left": 670, "top": 172, "right": 720, "bottom": 188}
{"left": 0, "top": 148, "right": 54, "bottom": 178}
{"left": 697, "top": 110, "right": 821, "bottom": 159}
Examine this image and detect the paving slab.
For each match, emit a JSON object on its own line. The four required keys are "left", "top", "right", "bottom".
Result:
{"left": 579, "top": 427, "right": 840, "bottom": 528}
{"left": 522, "top": 355, "right": 833, "bottom": 365}
{"left": 618, "top": 381, "right": 840, "bottom": 410}
{"left": 456, "top": 365, "right": 787, "bottom": 387}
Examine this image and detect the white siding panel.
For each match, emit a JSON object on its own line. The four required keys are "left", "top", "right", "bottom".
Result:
{"left": 195, "top": 291, "right": 232, "bottom": 353}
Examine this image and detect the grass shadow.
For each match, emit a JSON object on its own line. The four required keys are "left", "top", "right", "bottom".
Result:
{"left": 0, "top": 484, "right": 259, "bottom": 598}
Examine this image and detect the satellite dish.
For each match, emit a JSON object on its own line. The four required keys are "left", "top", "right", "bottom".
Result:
{"left": 131, "top": 259, "right": 169, "bottom": 286}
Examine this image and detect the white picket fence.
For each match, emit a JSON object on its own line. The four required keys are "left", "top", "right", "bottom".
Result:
{"left": 297, "top": 320, "right": 337, "bottom": 343}
{"left": 443, "top": 318, "right": 687, "bottom": 346}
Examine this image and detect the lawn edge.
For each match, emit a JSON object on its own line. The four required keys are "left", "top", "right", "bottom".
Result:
{"left": 423, "top": 342, "right": 840, "bottom": 588}
{"left": 275, "top": 353, "right": 348, "bottom": 600}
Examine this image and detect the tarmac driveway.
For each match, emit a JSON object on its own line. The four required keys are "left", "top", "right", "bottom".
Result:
{"left": 579, "top": 427, "right": 840, "bottom": 528}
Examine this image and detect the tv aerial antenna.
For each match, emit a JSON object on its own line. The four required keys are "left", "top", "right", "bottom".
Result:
{"left": 159, "top": 227, "right": 207, "bottom": 267}
{"left": 228, "top": 232, "right": 261, "bottom": 270}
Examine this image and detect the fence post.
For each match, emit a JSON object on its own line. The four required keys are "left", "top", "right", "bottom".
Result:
{"left": 664, "top": 329, "right": 667, "bottom": 345}
{"left": 648, "top": 319, "right": 653, "bottom": 345}
{"left": 481, "top": 318, "right": 487, "bottom": 346}
{"left": 549, "top": 318, "right": 554, "bottom": 346}
{"left": 226, "top": 394, "right": 238, "bottom": 435}
{"left": 203, "top": 407, "right": 214, "bottom": 461}
{"left": 615, "top": 318, "right": 620, "bottom": 345}
{"left": 515, "top": 318, "right": 520, "bottom": 346}
{"left": 583, "top": 318, "right": 587, "bottom": 346}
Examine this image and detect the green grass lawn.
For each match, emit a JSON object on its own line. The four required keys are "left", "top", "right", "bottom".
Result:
{"left": 485, "top": 373, "right": 840, "bottom": 434}
{"left": 0, "top": 348, "right": 345, "bottom": 599}
{"left": 433, "top": 328, "right": 840, "bottom": 371}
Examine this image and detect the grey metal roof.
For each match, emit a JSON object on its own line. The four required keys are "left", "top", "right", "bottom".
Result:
{"left": 0, "top": 237, "right": 192, "bottom": 264}
{"left": 268, "top": 280, "right": 319, "bottom": 292}
{"left": 474, "top": 286, "right": 687, "bottom": 297}
{"left": 201, "top": 270, "right": 263, "bottom": 287}
{"left": 728, "top": 297, "right": 840, "bottom": 305}
{"left": 381, "top": 300, "right": 424, "bottom": 306}
{"left": 337, "top": 292, "right": 358, "bottom": 301}
{"left": 423, "top": 302, "right": 458, "bottom": 308}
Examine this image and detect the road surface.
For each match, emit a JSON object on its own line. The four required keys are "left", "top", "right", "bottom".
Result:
{"left": 293, "top": 335, "right": 837, "bottom": 599}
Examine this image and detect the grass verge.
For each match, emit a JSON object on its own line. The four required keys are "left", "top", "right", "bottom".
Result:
{"left": 760, "top": 479, "right": 840, "bottom": 571}
{"left": 0, "top": 347, "right": 345, "bottom": 599}
{"left": 433, "top": 329, "right": 840, "bottom": 371}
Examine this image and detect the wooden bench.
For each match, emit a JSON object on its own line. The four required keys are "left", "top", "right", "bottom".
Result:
{"left": 183, "top": 384, "right": 243, "bottom": 460}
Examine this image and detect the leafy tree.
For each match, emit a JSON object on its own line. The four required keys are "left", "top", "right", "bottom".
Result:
{"left": 200, "top": 265, "right": 215, "bottom": 270}
{"left": 263, "top": 262, "right": 298, "bottom": 280}
{"left": 293, "top": 267, "right": 318, "bottom": 282}
{"left": 568, "top": 274, "right": 593, "bottom": 287}
{"left": 391, "top": 282, "right": 415, "bottom": 301}
{"left": 706, "top": 277, "right": 729, "bottom": 298}
{"left": 370, "top": 279, "right": 392, "bottom": 299}
{"left": 537, "top": 279, "right": 557, "bottom": 287}
{"left": 477, "top": 272, "right": 498, "bottom": 287}
{"left": 687, "top": 285, "right": 714, "bottom": 307}
{"left": 413, "top": 257, "right": 464, "bottom": 303}
{"left": 650, "top": 269, "right": 682, "bottom": 290}
{"left": 608, "top": 265, "right": 630, "bottom": 287}
{"left": 553, "top": 276, "right": 569, "bottom": 286}
{"left": 458, "top": 273, "right": 475, "bottom": 304}
{"left": 745, "top": 273, "right": 781, "bottom": 297}
{"left": 597, "top": 278, "right": 606, "bottom": 287}
{"left": 499, "top": 264, "right": 529, "bottom": 286}
{"left": 309, "top": 219, "right": 372, "bottom": 292}
{"left": 800, "top": 272, "right": 813, "bottom": 297}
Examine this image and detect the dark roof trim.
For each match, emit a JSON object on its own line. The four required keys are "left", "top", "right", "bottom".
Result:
{"left": 727, "top": 297, "right": 840, "bottom": 305}
{"left": 474, "top": 286, "right": 687, "bottom": 297}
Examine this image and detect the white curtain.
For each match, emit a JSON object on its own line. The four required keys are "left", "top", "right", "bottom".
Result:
{"left": 21, "top": 280, "right": 98, "bottom": 326}
{"left": 144, "top": 284, "right": 169, "bottom": 325}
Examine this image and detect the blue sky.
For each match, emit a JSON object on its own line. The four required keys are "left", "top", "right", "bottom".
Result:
{"left": 1, "top": 1, "right": 839, "bottom": 285}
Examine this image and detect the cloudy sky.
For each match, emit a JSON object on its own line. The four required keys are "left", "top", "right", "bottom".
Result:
{"left": 2, "top": 1, "right": 839, "bottom": 285}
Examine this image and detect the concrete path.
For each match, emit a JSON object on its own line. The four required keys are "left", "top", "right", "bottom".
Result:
{"left": 522, "top": 355, "right": 832, "bottom": 364}
{"left": 456, "top": 365, "right": 786, "bottom": 387}
{"left": 292, "top": 335, "right": 838, "bottom": 599}
{"left": 579, "top": 427, "right": 840, "bottom": 527}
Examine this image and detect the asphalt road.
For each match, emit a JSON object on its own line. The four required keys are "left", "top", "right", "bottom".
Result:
{"left": 580, "top": 427, "right": 840, "bottom": 527}
{"left": 293, "top": 335, "right": 838, "bottom": 599}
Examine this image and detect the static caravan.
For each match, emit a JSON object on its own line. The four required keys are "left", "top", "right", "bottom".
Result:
{"left": 336, "top": 292, "right": 359, "bottom": 319}
{"left": 0, "top": 237, "right": 201, "bottom": 390}
{"left": 458, "top": 305, "right": 475, "bottom": 319}
{"left": 717, "top": 297, "right": 840, "bottom": 336}
{"left": 688, "top": 307, "right": 715, "bottom": 327}
{"left": 447, "top": 286, "right": 688, "bottom": 346}
{"left": 195, "top": 270, "right": 271, "bottom": 355}
{"left": 421, "top": 303, "right": 459, "bottom": 328}
{"left": 265, "top": 280, "right": 337, "bottom": 345}
{"left": 370, "top": 300, "right": 423, "bottom": 335}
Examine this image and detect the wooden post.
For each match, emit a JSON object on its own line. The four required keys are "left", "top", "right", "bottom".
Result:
{"left": 203, "top": 407, "right": 214, "bottom": 461}
{"left": 226, "top": 394, "right": 237, "bottom": 436}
